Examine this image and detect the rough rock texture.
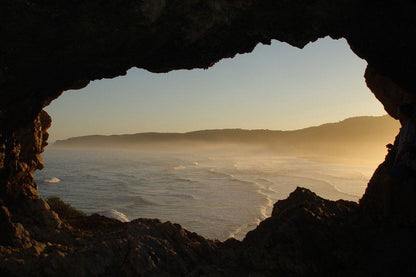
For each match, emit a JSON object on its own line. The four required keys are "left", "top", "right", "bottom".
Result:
{"left": 2, "top": 188, "right": 416, "bottom": 276}
{"left": 1, "top": 215, "right": 222, "bottom": 276}
{"left": 0, "top": 110, "right": 50, "bottom": 202}
{"left": 2, "top": 0, "right": 416, "bottom": 275}
{"left": 1, "top": 0, "right": 416, "bottom": 129}
{"left": 1, "top": 0, "right": 416, "bottom": 213}
{"left": 365, "top": 66, "right": 416, "bottom": 119}
{"left": 238, "top": 188, "right": 416, "bottom": 276}
{"left": 239, "top": 188, "right": 360, "bottom": 275}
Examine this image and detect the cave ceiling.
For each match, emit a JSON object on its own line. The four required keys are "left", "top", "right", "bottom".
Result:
{"left": 1, "top": 0, "right": 416, "bottom": 129}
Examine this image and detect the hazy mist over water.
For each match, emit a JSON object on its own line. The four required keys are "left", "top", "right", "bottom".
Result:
{"left": 35, "top": 147, "right": 376, "bottom": 240}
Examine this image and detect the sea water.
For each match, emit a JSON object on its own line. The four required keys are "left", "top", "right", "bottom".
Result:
{"left": 34, "top": 147, "right": 377, "bottom": 240}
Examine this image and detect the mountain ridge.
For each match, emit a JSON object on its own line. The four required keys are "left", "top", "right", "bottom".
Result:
{"left": 54, "top": 115, "right": 398, "bottom": 145}
{"left": 53, "top": 115, "right": 399, "bottom": 164}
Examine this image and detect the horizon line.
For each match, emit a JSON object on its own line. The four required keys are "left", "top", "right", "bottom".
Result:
{"left": 51, "top": 114, "right": 391, "bottom": 143}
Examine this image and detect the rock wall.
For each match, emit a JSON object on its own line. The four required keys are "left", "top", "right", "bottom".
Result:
{"left": 2, "top": 1, "right": 416, "bottom": 212}
{"left": 1, "top": 1, "right": 416, "bottom": 127}
{"left": 2, "top": 1, "right": 416, "bottom": 275}
{"left": 0, "top": 110, "right": 50, "bottom": 203}
{"left": 365, "top": 66, "right": 416, "bottom": 119}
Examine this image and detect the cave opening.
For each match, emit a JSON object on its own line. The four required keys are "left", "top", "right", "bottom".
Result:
{"left": 33, "top": 37, "right": 396, "bottom": 240}
{"left": 45, "top": 37, "right": 385, "bottom": 142}
{"left": 4, "top": 1, "right": 416, "bottom": 275}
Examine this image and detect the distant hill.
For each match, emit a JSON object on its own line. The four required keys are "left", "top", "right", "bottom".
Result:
{"left": 54, "top": 115, "right": 400, "bottom": 164}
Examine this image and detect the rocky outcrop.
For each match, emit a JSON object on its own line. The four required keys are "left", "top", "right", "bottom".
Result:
{"left": 1, "top": 215, "right": 221, "bottom": 276}
{"left": 2, "top": 0, "right": 416, "bottom": 275}
{"left": 238, "top": 188, "right": 416, "bottom": 276}
{"left": 365, "top": 66, "right": 416, "bottom": 119}
{"left": 2, "top": 188, "right": 416, "bottom": 276}
{"left": 1, "top": 0, "right": 415, "bottom": 214}
{"left": 0, "top": 110, "right": 50, "bottom": 203}
{"left": 1, "top": 1, "right": 416, "bottom": 129}
{"left": 239, "top": 188, "right": 359, "bottom": 275}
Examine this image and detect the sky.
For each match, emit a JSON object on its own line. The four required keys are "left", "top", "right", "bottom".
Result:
{"left": 45, "top": 37, "right": 386, "bottom": 142}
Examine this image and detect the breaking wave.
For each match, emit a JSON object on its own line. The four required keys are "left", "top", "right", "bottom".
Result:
{"left": 43, "top": 177, "right": 60, "bottom": 184}
{"left": 36, "top": 148, "right": 372, "bottom": 241}
{"left": 97, "top": 209, "right": 129, "bottom": 222}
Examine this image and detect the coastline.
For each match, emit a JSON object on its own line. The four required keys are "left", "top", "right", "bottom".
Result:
{"left": 298, "top": 153, "right": 382, "bottom": 167}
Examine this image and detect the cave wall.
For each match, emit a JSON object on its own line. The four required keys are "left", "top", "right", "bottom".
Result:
{"left": 0, "top": 110, "right": 50, "bottom": 203}
{"left": 365, "top": 66, "right": 416, "bottom": 119}
{"left": 1, "top": 0, "right": 415, "bottom": 128}
{"left": 1, "top": 0, "right": 416, "bottom": 209}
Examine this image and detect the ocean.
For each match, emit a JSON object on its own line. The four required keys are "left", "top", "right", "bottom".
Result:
{"left": 34, "top": 147, "right": 377, "bottom": 240}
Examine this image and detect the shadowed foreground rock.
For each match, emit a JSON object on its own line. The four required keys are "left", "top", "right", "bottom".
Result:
{"left": 240, "top": 188, "right": 416, "bottom": 276}
{"left": 2, "top": 187, "right": 416, "bottom": 276}
{"left": 1, "top": 0, "right": 415, "bottom": 222}
{"left": 2, "top": 0, "right": 416, "bottom": 275}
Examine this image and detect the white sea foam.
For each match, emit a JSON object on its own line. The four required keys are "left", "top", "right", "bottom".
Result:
{"left": 208, "top": 168, "right": 234, "bottom": 179}
{"left": 229, "top": 221, "right": 258, "bottom": 240}
{"left": 286, "top": 174, "right": 359, "bottom": 200}
{"left": 36, "top": 148, "right": 372, "bottom": 241}
{"left": 98, "top": 209, "right": 129, "bottom": 222}
{"left": 229, "top": 225, "right": 244, "bottom": 239}
{"left": 43, "top": 177, "right": 60, "bottom": 183}
{"left": 256, "top": 186, "right": 274, "bottom": 220}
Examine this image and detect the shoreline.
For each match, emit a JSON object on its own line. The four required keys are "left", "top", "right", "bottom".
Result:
{"left": 298, "top": 153, "right": 382, "bottom": 167}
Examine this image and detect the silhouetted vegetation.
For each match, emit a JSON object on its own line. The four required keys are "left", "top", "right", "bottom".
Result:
{"left": 47, "top": 196, "right": 86, "bottom": 220}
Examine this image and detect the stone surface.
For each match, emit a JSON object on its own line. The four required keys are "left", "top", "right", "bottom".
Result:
{"left": 238, "top": 188, "right": 416, "bottom": 276}
{"left": 1, "top": 211, "right": 222, "bottom": 276}
{"left": 365, "top": 66, "right": 416, "bottom": 119}
{"left": 2, "top": 188, "right": 416, "bottom": 276}
{"left": 240, "top": 188, "right": 360, "bottom": 275}
{"left": 1, "top": 0, "right": 416, "bottom": 217}
{"left": 0, "top": 110, "right": 50, "bottom": 203}
{"left": 2, "top": 0, "right": 416, "bottom": 275}
{"left": 1, "top": 0, "right": 416, "bottom": 130}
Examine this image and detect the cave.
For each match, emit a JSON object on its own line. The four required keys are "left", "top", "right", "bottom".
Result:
{"left": 2, "top": 1, "right": 416, "bottom": 276}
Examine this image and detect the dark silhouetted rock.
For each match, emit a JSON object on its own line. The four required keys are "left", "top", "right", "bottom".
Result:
{"left": 2, "top": 0, "right": 416, "bottom": 275}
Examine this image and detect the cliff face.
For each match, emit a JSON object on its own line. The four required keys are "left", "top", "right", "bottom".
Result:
{"left": 1, "top": 0, "right": 416, "bottom": 275}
